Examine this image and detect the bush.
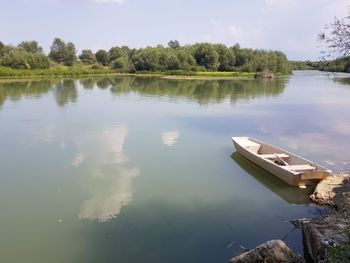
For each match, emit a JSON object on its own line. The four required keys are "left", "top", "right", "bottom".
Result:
{"left": 1, "top": 50, "right": 50, "bottom": 69}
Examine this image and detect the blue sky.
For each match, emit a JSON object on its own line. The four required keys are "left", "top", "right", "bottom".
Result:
{"left": 1, "top": 0, "right": 348, "bottom": 60}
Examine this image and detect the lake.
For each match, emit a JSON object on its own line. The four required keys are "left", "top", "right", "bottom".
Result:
{"left": 0, "top": 71, "right": 349, "bottom": 263}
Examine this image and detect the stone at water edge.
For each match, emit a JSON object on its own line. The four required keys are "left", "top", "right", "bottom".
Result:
{"left": 302, "top": 172, "right": 350, "bottom": 263}
{"left": 229, "top": 240, "right": 305, "bottom": 263}
{"left": 310, "top": 173, "right": 350, "bottom": 206}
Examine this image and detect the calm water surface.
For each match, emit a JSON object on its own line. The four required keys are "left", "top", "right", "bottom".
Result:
{"left": 0, "top": 71, "right": 349, "bottom": 262}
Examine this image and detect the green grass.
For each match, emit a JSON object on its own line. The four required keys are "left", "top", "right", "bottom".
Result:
{"left": 0, "top": 64, "right": 115, "bottom": 79}
{"left": 0, "top": 65, "right": 275, "bottom": 80}
{"left": 326, "top": 229, "right": 350, "bottom": 263}
{"left": 133, "top": 70, "right": 258, "bottom": 78}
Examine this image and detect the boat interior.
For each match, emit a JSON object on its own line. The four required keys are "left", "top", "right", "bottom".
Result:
{"left": 236, "top": 137, "right": 318, "bottom": 173}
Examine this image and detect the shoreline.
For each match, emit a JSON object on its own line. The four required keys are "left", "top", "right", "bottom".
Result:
{"left": 0, "top": 71, "right": 285, "bottom": 82}
{"left": 229, "top": 173, "right": 350, "bottom": 262}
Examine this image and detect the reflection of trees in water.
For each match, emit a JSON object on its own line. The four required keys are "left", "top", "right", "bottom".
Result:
{"left": 107, "top": 76, "right": 287, "bottom": 104}
{"left": 80, "top": 78, "right": 95, "bottom": 90}
{"left": 96, "top": 78, "right": 112, "bottom": 90}
{"left": 0, "top": 80, "right": 56, "bottom": 108}
{"left": 334, "top": 78, "right": 350, "bottom": 86}
{"left": 54, "top": 79, "right": 77, "bottom": 107}
{"left": 0, "top": 75, "right": 288, "bottom": 109}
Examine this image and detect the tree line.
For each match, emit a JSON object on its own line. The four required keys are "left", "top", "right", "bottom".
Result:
{"left": 0, "top": 38, "right": 292, "bottom": 73}
{"left": 290, "top": 57, "right": 350, "bottom": 72}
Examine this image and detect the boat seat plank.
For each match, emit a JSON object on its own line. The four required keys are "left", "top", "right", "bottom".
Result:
{"left": 284, "top": 164, "right": 316, "bottom": 171}
{"left": 259, "top": 153, "right": 289, "bottom": 159}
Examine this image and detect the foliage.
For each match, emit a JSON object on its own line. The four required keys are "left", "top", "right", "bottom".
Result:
{"left": 18, "top": 41, "right": 43, "bottom": 53}
{"left": 291, "top": 57, "right": 350, "bottom": 73}
{"left": 319, "top": 13, "right": 350, "bottom": 58}
{"left": 95, "top": 50, "right": 109, "bottom": 66}
{"left": 214, "top": 44, "right": 235, "bottom": 71}
{"left": 49, "top": 38, "right": 77, "bottom": 66}
{"left": 0, "top": 64, "right": 114, "bottom": 78}
{"left": 112, "top": 57, "right": 134, "bottom": 72}
{"left": 193, "top": 43, "right": 220, "bottom": 71}
{"left": 326, "top": 229, "right": 350, "bottom": 263}
{"left": 0, "top": 38, "right": 292, "bottom": 76}
{"left": 168, "top": 40, "right": 180, "bottom": 49}
{"left": 1, "top": 50, "right": 50, "bottom": 69}
{"left": 79, "top": 49, "right": 96, "bottom": 64}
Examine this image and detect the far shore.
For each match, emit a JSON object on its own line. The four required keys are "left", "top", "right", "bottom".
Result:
{"left": 0, "top": 70, "right": 286, "bottom": 82}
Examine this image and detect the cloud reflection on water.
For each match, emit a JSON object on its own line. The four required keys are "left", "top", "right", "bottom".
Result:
{"left": 72, "top": 126, "right": 139, "bottom": 222}
{"left": 161, "top": 131, "right": 180, "bottom": 147}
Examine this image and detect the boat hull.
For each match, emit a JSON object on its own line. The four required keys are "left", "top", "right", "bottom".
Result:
{"left": 232, "top": 137, "right": 331, "bottom": 186}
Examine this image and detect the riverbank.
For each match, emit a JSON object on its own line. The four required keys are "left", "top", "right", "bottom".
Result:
{"left": 303, "top": 173, "right": 350, "bottom": 262}
{"left": 229, "top": 173, "right": 350, "bottom": 263}
{"left": 0, "top": 66, "right": 281, "bottom": 81}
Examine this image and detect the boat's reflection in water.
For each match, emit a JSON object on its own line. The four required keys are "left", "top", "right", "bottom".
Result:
{"left": 231, "top": 152, "right": 313, "bottom": 205}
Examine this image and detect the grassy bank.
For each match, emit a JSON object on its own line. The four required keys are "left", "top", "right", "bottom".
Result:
{"left": 0, "top": 66, "right": 276, "bottom": 81}
{"left": 0, "top": 64, "right": 115, "bottom": 79}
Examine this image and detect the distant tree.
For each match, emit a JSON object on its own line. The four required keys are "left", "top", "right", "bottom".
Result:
{"left": 1, "top": 50, "right": 50, "bottom": 69}
{"left": 0, "top": 41, "right": 5, "bottom": 57}
{"left": 132, "top": 48, "right": 161, "bottom": 71}
{"left": 120, "top": 46, "right": 133, "bottom": 58}
{"left": 232, "top": 43, "right": 240, "bottom": 50}
{"left": 95, "top": 49, "right": 109, "bottom": 66}
{"left": 214, "top": 44, "right": 236, "bottom": 71}
{"left": 319, "top": 13, "right": 350, "bottom": 58}
{"left": 112, "top": 57, "right": 134, "bottom": 72}
{"left": 177, "top": 49, "right": 196, "bottom": 70}
{"left": 18, "top": 40, "right": 43, "bottom": 53}
{"left": 159, "top": 50, "right": 179, "bottom": 70}
{"left": 49, "top": 38, "right": 76, "bottom": 66}
{"left": 168, "top": 40, "right": 180, "bottom": 49}
{"left": 79, "top": 49, "right": 96, "bottom": 64}
{"left": 193, "top": 43, "right": 220, "bottom": 71}
{"left": 49, "top": 38, "right": 66, "bottom": 64}
{"left": 108, "top": 47, "right": 124, "bottom": 63}
{"left": 65, "top": 42, "right": 77, "bottom": 66}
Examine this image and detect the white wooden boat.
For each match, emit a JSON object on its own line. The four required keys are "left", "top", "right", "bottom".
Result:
{"left": 232, "top": 137, "right": 332, "bottom": 186}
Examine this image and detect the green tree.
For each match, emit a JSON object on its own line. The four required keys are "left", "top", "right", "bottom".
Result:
{"left": 177, "top": 49, "right": 196, "bottom": 70}
{"left": 168, "top": 40, "right": 180, "bottom": 49}
{"left": 49, "top": 38, "right": 76, "bottom": 66}
{"left": 112, "top": 57, "right": 134, "bottom": 72}
{"left": 1, "top": 50, "right": 50, "bottom": 69}
{"left": 214, "top": 44, "right": 235, "bottom": 71}
{"left": 49, "top": 38, "right": 66, "bottom": 64}
{"left": 132, "top": 48, "right": 161, "bottom": 71}
{"left": 108, "top": 47, "right": 124, "bottom": 63}
{"left": 0, "top": 41, "right": 5, "bottom": 57}
{"left": 193, "top": 43, "right": 220, "bottom": 71}
{"left": 95, "top": 49, "right": 109, "bottom": 66}
{"left": 18, "top": 40, "right": 43, "bottom": 53}
{"left": 65, "top": 42, "right": 77, "bottom": 66}
{"left": 79, "top": 49, "right": 96, "bottom": 64}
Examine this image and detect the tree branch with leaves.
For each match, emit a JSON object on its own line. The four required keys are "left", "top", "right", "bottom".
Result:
{"left": 319, "top": 14, "right": 350, "bottom": 58}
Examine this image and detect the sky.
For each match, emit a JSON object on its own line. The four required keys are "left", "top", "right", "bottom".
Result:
{"left": 1, "top": 0, "right": 349, "bottom": 60}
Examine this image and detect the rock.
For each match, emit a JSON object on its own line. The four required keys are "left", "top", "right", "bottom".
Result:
{"left": 310, "top": 174, "right": 350, "bottom": 207}
{"left": 255, "top": 70, "right": 275, "bottom": 79}
{"left": 302, "top": 215, "right": 349, "bottom": 262}
{"left": 303, "top": 173, "right": 350, "bottom": 262}
{"left": 229, "top": 240, "right": 304, "bottom": 263}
